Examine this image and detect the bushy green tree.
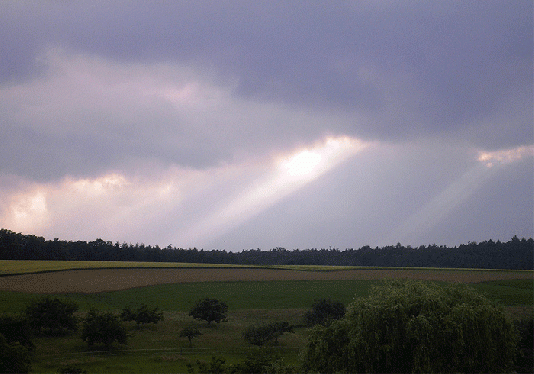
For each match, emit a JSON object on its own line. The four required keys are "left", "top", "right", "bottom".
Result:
{"left": 0, "top": 333, "right": 32, "bottom": 373}
{"left": 120, "top": 304, "right": 164, "bottom": 327}
{"left": 303, "top": 280, "right": 517, "bottom": 373}
{"left": 304, "top": 298, "right": 345, "bottom": 326}
{"left": 81, "top": 309, "right": 127, "bottom": 350}
{"left": 189, "top": 298, "right": 228, "bottom": 325}
{"left": 25, "top": 297, "right": 78, "bottom": 335}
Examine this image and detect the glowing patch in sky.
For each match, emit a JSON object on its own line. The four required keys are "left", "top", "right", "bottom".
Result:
{"left": 177, "top": 136, "right": 369, "bottom": 246}
{"left": 8, "top": 190, "right": 49, "bottom": 232}
{"left": 281, "top": 150, "right": 322, "bottom": 177}
{"left": 478, "top": 145, "right": 534, "bottom": 168}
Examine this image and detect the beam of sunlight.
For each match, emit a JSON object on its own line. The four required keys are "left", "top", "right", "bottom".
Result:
{"left": 176, "top": 136, "right": 369, "bottom": 247}
{"left": 390, "top": 144, "right": 533, "bottom": 244}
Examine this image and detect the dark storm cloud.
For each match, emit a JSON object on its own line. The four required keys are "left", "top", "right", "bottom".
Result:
{"left": 1, "top": 1, "right": 531, "bottom": 149}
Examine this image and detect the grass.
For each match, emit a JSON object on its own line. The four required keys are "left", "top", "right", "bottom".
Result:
{"left": 0, "top": 279, "right": 531, "bottom": 315}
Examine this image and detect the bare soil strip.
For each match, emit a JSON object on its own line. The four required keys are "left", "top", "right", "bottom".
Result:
{"left": 0, "top": 268, "right": 531, "bottom": 294}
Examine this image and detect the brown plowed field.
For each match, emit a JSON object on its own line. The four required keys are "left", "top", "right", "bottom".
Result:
{"left": 0, "top": 268, "right": 531, "bottom": 294}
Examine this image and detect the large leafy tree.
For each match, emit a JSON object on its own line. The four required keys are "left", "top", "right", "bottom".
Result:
{"left": 189, "top": 298, "right": 228, "bottom": 325}
{"left": 25, "top": 297, "right": 78, "bottom": 336}
{"left": 303, "top": 280, "right": 517, "bottom": 373}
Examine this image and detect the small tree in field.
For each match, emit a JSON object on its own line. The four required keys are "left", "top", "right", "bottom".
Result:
{"left": 81, "top": 309, "right": 127, "bottom": 350}
{"left": 120, "top": 304, "right": 164, "bottom": 327}
{"left": 303, "top": 280, "right": 517, "bottom": 374}
{"left": 25, "top": 297, "right": 78, "bottom": 335}
{"left": 179, "top": 326, "right": 202, "bottom": 347}
{"left": 189, "top": 298, "right": 228, "bottom": 325}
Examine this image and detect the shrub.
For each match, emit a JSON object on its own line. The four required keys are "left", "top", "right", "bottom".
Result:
{"left": 302, "top": 280, "right": 517, "bottom": 373}
{"left": 303, "top": 298, "right": 345, "bottom": 326}
{"left": 243, "top": 322, "right": 293, "bottom": 346}
{"left": 514, "top": 314, "right": 534, "bottom": 373}
{"left": 25, "top": 297, "right": 78, "bottom": 336}
{"left": 189, "top": 298, "right": 228, "bottom": 325}
{"left": 0, "top": 315, "right": 34, "bottom": 351}
{"left": 57, "top": 365, "right": 88, "bottom": 374}
{"left": 0, "top": 333, "right": 32, "bottom": 373}
{"left": 120, "top": 304, "right": 164, "bottom": 327}
{"left": 81, "top": 309, "right": 127, "bottom": 350}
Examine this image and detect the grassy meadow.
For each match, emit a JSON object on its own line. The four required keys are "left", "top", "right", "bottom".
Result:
{"left": 0, "top": 261, "right": 532, "bottom": 373}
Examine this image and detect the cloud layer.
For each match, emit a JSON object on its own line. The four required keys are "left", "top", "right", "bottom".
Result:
{"left": 0, "top": 1, "right": 532, "bottom": 249}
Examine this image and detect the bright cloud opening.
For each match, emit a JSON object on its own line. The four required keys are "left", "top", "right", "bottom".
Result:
{"left": 478, "top": 145, "right": 534, "bottom": 168}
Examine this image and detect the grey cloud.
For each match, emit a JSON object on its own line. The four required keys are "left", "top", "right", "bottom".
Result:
{"left": 1, "top": 1, "right": 532, "bottom": 156}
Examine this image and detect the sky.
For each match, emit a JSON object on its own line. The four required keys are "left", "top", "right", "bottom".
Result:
{"left": 0, "top": 1, "right": 532, "bottom": 251}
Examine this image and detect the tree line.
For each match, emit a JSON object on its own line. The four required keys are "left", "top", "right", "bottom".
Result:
{"left": 0, "top": 229, "right": 532, "bottom": 269}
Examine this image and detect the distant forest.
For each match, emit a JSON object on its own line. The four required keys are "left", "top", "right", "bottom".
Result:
{"left": 0, "top": 229, "right": 532, "bottom": 270}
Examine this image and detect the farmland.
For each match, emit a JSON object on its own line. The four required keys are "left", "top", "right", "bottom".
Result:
{"left": 0, "top": 261, "right": 532, "bottom": 373}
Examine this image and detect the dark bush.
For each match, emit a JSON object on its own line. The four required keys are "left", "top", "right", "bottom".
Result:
{"left": 0, "top": 315, "right": 34, "bottom": 351}
{"left": 243, "top": 321, "right": 293, "bottom": 346}
{"left": 514, "top": 314, "right": 534, "bottom": 373}
{"left": 304, "top": 298, "right": 345, "bottom": 326}
{"left": 81, "top": 309, "right": 127, "bottom": 350}
{"left": 120, "top": 304, "right": 163, "bottom": 327}
{"left": 0, "top": 333, "right": 31, "bottom": 373}
{"left": 25, "top": 297, "right": 78, "bottom": 336}
{"left": 189, "top": 298, "right": 228, "bottom": 325}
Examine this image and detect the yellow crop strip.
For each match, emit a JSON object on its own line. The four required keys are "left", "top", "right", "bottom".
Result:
{"left": 0, "top": 260, "right": 255, "bottom": 275}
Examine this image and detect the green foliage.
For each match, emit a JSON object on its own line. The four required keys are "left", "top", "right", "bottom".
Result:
{"left": 0, "top": 315, "right": 34, "bottom": 351}
{"left": 25, "top": 297, "right": 78, "bottom": 336}
{"left": 81, "top": 309, "right": 127, "bottom": 350}
{"left": 303, "top": 280, "right": 518, "bottom": 373}
{"left": 179, "top": 326, "right": 202, "bottom": 347}
{"left": 243, "top": 322, "right": 293, "bottom": 346}
{"left": 303, "top": 298, "right": 345, "bottom": 326}
{"left": 120, "top": 304, "right": 164, "bottom": 327}
{"left": 0, "top": 333, "right": 32, "bottom": 373}
{"left": 189, "top": 298, "right": 228, "bottom": 325}
{"left": 514, "top": 313, "right": 534, "bottom": 373}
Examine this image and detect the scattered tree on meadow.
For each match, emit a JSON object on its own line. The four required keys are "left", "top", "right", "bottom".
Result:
{"left": 81, "top": 309, "right": 127, "bottom": 350}
{"left": 304, "top": 298, "right": 345, "bottom": 326}
{"left": 25, "top": 297, "right": 78, "bottom": 336}
{"left": 179, "top": 326, "right": 202, "bottom": 347}
{"left": 189, "top": 298, "right": 228, "bottom": 325}
{"left": 120, "top": 304, "right": 164, "bottom": 327}
{"left": 0, "top": 315, "right": 34, "bottom": 351}
{"left": 303, "top": 280, "right": 517, "bottom": 373}
{"left": 242, "top": 322, "right": 293, "bottom": 346}
{"left": 0, "top": 333, "right": 32, "bottom": 374}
